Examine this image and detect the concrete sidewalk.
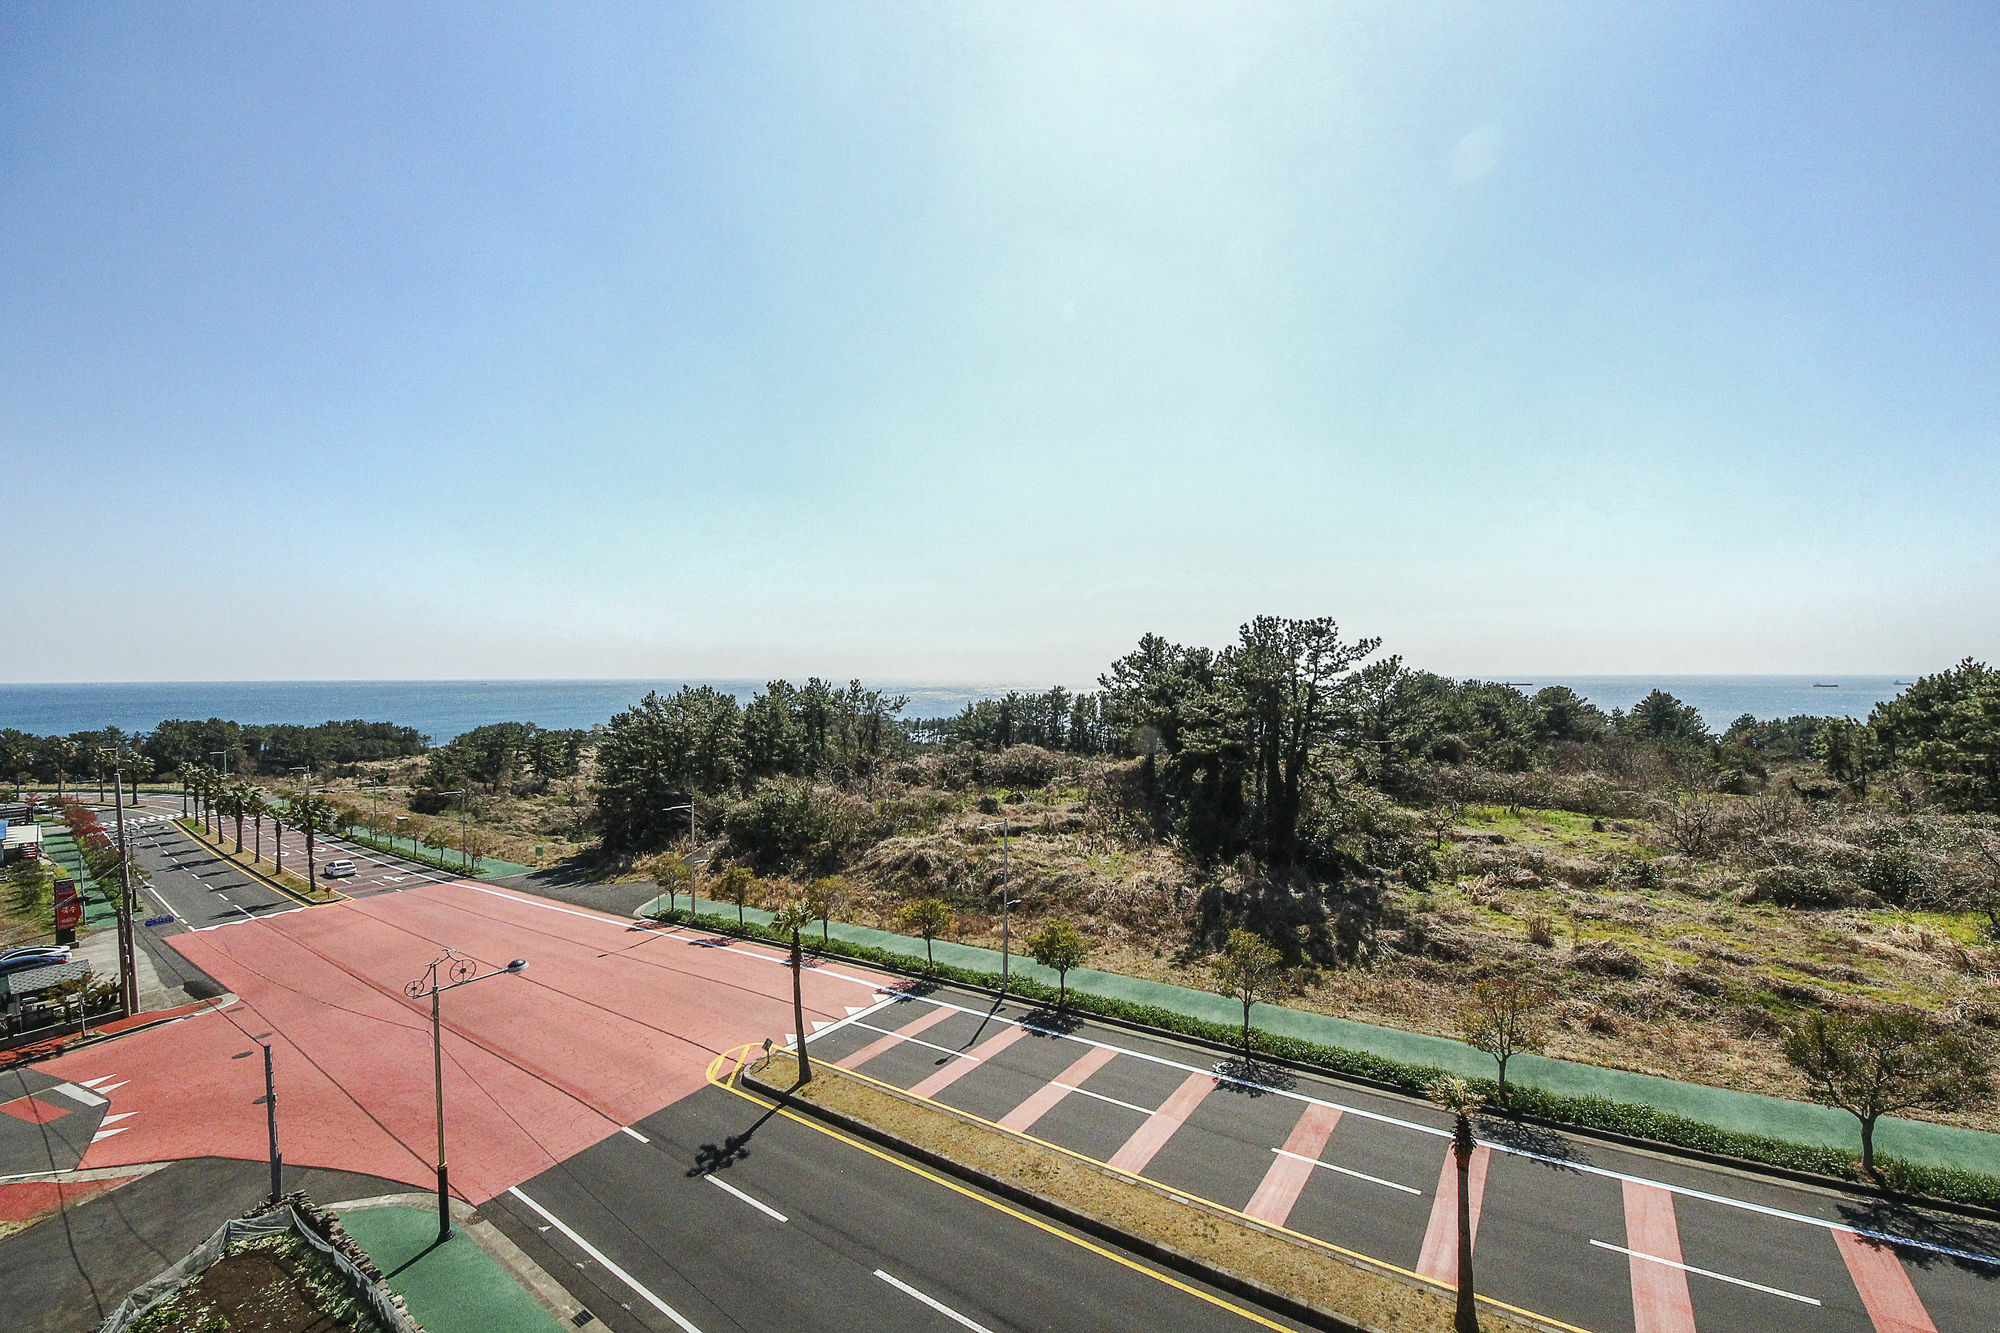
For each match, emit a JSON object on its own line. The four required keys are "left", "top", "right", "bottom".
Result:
{"left": 644, "top": 890, "right": 2000, "bottom": 1176}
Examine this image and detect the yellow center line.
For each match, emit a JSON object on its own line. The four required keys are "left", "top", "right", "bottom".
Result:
{"left": 708, "top": 1045, "right": 1297, "bottom": 1331}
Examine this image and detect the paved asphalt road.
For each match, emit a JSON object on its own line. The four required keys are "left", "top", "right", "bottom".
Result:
{"left": 792, "top": 981, "right": 2000, "bottom": 1333}
{"left": 115, "top": 794, "right": 459, "bottom": 933}
{"left": 487, "top": 1081, "right": 1308, "bottom": 1333}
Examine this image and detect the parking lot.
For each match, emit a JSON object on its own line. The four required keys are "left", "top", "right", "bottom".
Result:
{"left": 802, "top": 988, "right": 2000, "bottom": 1333}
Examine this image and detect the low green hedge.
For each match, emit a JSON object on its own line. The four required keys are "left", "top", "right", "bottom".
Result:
{"left": 653, "top": 904, "right": 2000, "bottom": 1212}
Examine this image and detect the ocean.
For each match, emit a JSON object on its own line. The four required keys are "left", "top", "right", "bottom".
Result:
{"left": 0, "top": 674, "right": 1918, "bottom": 743}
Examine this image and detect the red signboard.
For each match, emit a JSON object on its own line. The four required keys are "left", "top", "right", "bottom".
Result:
{"left": 54, "top": 881, "right": 81, "bottom": 931}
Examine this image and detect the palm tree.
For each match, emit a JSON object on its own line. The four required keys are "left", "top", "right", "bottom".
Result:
{"left": 1427, "top": 1076, "right": 1487, "bottom": 1333}
{"left": 773, "top": 901, "right": 816, "bottom": 1083}
{"left": 290, "top": 793, "right": 336, "bottom": 885}
{"left": 247, "top": 791, "right": 274, "bottom": 862}
{"left": 226, "top": 780, "right": 255, "bottom": 853}
{"left": 50, "top": 738, "right": 77, "bottom": 799}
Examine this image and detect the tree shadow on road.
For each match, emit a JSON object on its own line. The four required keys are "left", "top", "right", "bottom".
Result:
{"left": 687, "top": 1102, "right": 785, "bottom": 1178}
{"left": 1835, "top": 1198, "right": 2000, "bottom": 1278}
{"left": 1474, "top": 1114, "right": 1576, "bottom": 1166}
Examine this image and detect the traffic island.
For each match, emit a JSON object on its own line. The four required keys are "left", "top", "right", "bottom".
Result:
{"left": 334, "top": 1202, "right": 571, "bottom": 1333}
{"left": 741, "top": 1053, "right": 1550, "bottom": 1333}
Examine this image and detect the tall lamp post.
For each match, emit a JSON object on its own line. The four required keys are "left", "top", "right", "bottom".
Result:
{"left": 663, "top": 801, "right": 697, "bottom": 909}
{"left": 978, "top": 818, "right": 1018, "bottom": 989}
{"left": 404, "top": 950, "right": 529, "bottom": 1243}
{"left": 432, "top": 790, "right": 471, "bottom": 872}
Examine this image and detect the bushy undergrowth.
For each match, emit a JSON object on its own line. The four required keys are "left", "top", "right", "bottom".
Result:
{"left": 656, "top": 904, "right": 2000, "bottom": 1211}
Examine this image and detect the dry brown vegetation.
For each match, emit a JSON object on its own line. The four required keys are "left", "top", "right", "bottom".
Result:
{"left": 293, "top": 741, "right": 2000, "bottom": 1132}
{"left": 718, "top": 753, "right": 2000, "bottom": 1133}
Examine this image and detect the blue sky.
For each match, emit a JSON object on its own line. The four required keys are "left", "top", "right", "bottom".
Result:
{"left": 4, "top": 3, "right": 1996, "bottom": 683}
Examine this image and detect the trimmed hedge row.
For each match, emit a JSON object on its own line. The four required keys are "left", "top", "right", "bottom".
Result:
{"left": 653, "top": 904, "right": 2000, "bottom": 1211}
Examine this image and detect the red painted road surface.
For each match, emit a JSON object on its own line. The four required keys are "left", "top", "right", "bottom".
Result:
{"left": 33, "top": 881, "right": 896, "bottom": 1205}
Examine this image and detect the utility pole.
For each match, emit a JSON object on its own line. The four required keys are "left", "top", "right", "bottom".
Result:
{"left": 103, "top": 748, "right": 139, "bottom": 1019}
{"left": 233, "top": 1035, "right": 282, "bottom": 1203}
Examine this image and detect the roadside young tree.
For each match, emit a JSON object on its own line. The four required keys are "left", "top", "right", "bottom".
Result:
{"left": 805, "top": 875, "right": 847, "bottom": 947}
{"left": 1460, "top": 975, "right": 1554, "bottom": 1103}
{"left": 1784, "top": 1011, "right": 1992, "bottom": 1176}
{"left": 650, "top": 853, "right": 694, "bottom": 915}
{"left": 713, "top": 864, "right": 754, "bottom": 924}
{"left": 1425, "top": 1075, "right": 1487, "bottom": 1333}
{"left": 772, "top": 900, "right": 816, "bottom": 1083}
{"left": 894, "top": 897, "right": 955, "bottom": 970}
{"left": 1026, "top": 919, "right": 1090, "bottom": 1007}
{"left": 1214, "top": 929, "right": 1285, "bottom": 1067}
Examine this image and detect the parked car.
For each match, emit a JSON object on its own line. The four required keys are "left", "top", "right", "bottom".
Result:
{"left": 0, "top": 945, "right": 68, "bottom": 966}
{"left": 322, "top": 859, "right": 357, "bottom": 879}
{"left": 0, "top": 947, "right": 70, "bottom": 975}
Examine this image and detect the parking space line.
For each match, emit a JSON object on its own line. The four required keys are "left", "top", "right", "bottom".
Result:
{"left": 1048, "top": 1079, "right": 1155, "bottom": 1118}
{"left": 1270, "top": 1145, "right": 1422, "bottom": 1197}
{"left": 997, "top": 1045, "right": 1119, "bottom": 1133}
{"left": 1416, "top": 1142, "right": 1489, "bottom": 1288}
{"left": 837, "top": 1006, "right": 956, "bottom": 1071}
{"left": 1618, "top": 1179, "right": 1699, "bottom": 1331}
{"left": 1593, "top": 1239, "right": 1819, "bottom": 1307}
{"left": 1108, "top": 1072, "right": 1214, "bottom": 1175}
{"left": 1832, "top": 1231, "right": 1938, "bottom": 1332}
{"left": 909, "top": 1024, "right": 1027, "bottom": 1099}
{"left": 1246, "top": 1105, "right": 1343, "bottom": 1224}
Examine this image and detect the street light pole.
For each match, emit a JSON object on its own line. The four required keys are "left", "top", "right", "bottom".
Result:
{"left": 404, "top": 950, "right": 528, "bottom": 1243}
{"left": 663, "top": 802, "right": 696, "bottom": 911}
{"left": 433, "top": 790, "right": 470, "bottom": 873}
{"left": 979, "top": 818, "right": 1015, "bottom": 989}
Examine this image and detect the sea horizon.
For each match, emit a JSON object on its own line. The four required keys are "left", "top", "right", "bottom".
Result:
{"left": 0, "top": 673, "right": 1929, "bottom": 743}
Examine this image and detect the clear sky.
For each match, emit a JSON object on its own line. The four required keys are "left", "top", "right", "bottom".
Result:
{"left": 4, "top": 3, "right": 1996, "bottom": 684}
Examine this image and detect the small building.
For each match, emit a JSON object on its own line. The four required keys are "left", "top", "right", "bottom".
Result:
{"left": 2, "top": 819, "right": 45, "bottom": 864}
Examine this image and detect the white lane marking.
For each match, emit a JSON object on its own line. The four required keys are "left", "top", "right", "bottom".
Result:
{"left": 621, "top": 1126, "right": 649, "bottom": 1143}
{"left": 507, "top": 1187, "right": 705, "bottom": 1333}
{"left": 845, "top": 1020, "right": 983, "bottom": 1063}
{"left": 90, "top": 1127, "right": 128, "bottom": 1142}
{"left": 100, "top": 1112, "right": 137, "bottom": 1124}
{"left": 52, "top": 1084, "right": 107, "bottom": 1107}
{"left": 874, "top": 1270, "right": 995, "bottom": 1333}
{"left": 76, "top": 1076, "right": 113, "bottom": 1088}
{"left": 705, "top": 1174, "right": 788, "bottom": 1222}
{"left": 1589, "top": 1239, "right": 1820, "bottom": 1305}
{"left": 1049, "top": 1080, "right": 1154, "bottom": 1117}
{"left": 95, "top": 1081, "right": 127, "bottom": 1093}
{"left": 885, "top": 991, "right": 2000, "bottom": 1268}
{"left": 1271, "top": 1147, "right": 1422, "bottom": 1195}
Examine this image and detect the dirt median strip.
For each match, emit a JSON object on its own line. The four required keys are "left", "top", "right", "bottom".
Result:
{"left": 174, "top": 819, "right": 338, "bottom": 905}
{"left": 742, "top": 1054, "right": 1554, "bottom": 1333}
